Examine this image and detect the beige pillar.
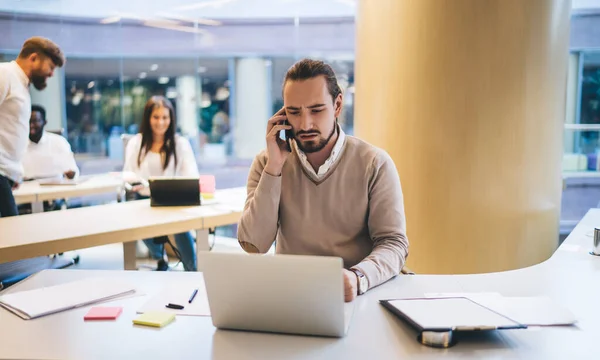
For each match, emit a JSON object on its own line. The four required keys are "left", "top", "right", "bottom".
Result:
{"left": 355, "top": 0, "right": 571, "bottom": 274}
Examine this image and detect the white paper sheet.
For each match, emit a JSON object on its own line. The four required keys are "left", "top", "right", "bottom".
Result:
{"left": 424, "top": 292, "right": 577, "bottom": 326}
{"left": 137, "top": 279, "right": 211, "bottom": 316}
{"left": 473, "top": 296, "right": 577, "bottom": 326}
{"left": 424, "top": 292, "right": 502, "bottom": 300}
{"left": 0, "top": 278, "right": 136, "bottom": 320}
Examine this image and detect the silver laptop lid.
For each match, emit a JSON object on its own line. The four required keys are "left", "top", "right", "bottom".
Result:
{"left": 200, "top": 252, "right": 351, "bottom": 337}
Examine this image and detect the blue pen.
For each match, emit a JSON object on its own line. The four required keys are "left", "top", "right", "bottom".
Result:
{"left": 188, "top": 289, "right": 199, "bottom": 303}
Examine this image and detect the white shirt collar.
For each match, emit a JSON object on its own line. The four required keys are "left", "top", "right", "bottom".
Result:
{"left": 293, "top": 124, "right": 346, "bottom": 180}
{"left": 10, "top": 61, "right": 30, "bottom": 88}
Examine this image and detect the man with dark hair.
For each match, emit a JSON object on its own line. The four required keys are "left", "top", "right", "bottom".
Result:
{"left": 0, "top": 36, "right": 65, "bottom": 217}
{"left": 22, "top": 104, "right": 78, "bottom": 181}
{"left": 238, "top": 59, "right": 409, "bottom": 302}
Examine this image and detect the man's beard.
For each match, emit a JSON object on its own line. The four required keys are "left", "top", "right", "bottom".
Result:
{"left": 31, "top": 72, "right": 48, "bottom": 90}
{"left": 29, "top": 131, "right": 43, "bottom": 143}
{"left": 294, "top": 124, "right": 337, "bottom": 154}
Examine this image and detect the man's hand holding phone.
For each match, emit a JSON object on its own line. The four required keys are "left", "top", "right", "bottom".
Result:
{"left": 264, "top": 107, "right": 292, "bottom": 177}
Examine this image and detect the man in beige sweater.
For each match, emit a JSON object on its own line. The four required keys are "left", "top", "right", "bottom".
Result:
{"left": 238, "top": 59, "right": 409, "bottom": 302}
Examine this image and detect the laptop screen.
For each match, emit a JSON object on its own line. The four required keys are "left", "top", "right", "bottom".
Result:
{"left": 148, "top": 177, "right": 200, "bottom": 206}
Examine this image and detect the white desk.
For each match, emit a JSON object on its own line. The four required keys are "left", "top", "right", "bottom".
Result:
{"left": 0, "top": 188, "right": 245, "bottom": 270}
{"left": 13, "top": 175, "right": 124, "bottom": 213}
{"left": 0, "top": 209, "right": 599, "bottom": 359}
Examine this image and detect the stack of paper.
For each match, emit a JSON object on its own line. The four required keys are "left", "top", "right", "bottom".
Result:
{"left": 0, "top": 278, "right": 136, "bottom": 320}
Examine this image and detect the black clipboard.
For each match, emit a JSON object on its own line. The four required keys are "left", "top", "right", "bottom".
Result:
{"left": 380, "top": 297, "right": 527, "bottom": 347}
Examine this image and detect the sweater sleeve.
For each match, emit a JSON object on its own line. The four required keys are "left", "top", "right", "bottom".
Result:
{"left": 351, "top": 151, "right": 409, "bottom": 289}
{"left": 237, "top": 152, "right": 282, "bottom": 254}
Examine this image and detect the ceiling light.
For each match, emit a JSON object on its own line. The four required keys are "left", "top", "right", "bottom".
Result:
{"left": 215, "top": 87, "right": 230, "bottom": 101}
{"left": 100, "top": 16, "right": 121, "bottom": 24}
{"left": 150, "top": 64, "right": 159, "bottom": 71}
{"left": 166, "top": 88, "right": 178, "bottom": 99}
{"left": 155, "top": 12, "right": 222, "bottom": 26}
{"left": 143, "top": 21, "right": 207, "bottom": 34}
{"left": 87, "top": 81, "right": 95, "bottom": 89}
{"left": 201, "top": 92, "right": 212, "bottom": 108}
{"left": 132, "top": 86, "right": 144, "bottom": 96}
{"left": 139, "top": 72, "right": 147, "bottom": 79}
{"left": 158, "top": 77, "right": 170, "bottom": 85}
{"left": 72, "top": 95, "right": 81, "bottom": 106}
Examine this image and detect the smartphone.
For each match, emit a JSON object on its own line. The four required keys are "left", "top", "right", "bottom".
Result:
{"left": 282, "top": 119, "right": 293, "bottom": 152}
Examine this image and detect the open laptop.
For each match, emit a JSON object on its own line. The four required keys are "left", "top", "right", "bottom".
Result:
{"left": 199, "top": 252, "right": 355, "bottom": 337}
{"left": 148, "top": 177, "right": 200, "bottom": 206}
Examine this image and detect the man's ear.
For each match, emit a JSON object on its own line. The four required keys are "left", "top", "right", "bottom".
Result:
{"left": 28, "top": 53, "right": 39, "bottom": 63}
{"left": 334, "top": 93, "right": 343, "bottom": 118}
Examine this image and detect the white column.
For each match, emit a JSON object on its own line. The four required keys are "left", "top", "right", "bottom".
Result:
{"left": 30, "top": 68, "right": 66, "bottom": 133}
{"left": 233, "top": 58, "right": 271, "bottom": 159}
{"left": 175, "top": 75, "right": 200, "bottom": 137}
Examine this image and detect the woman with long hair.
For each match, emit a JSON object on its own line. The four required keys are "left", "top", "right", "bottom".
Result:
{"left": 123, "top": 96, "right": 198, "bottom": 271}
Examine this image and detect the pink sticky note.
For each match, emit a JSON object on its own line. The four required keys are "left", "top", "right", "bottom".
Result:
{"left": 199, "top": 175, "right": 215, "bottom": 193}
{"left": 84, "top": 307, "right": 123, "bottom": 321}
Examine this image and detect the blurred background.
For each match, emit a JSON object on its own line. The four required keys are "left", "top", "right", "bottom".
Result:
{"left": 1, "top": 0, "right": 600, "bottom": 238}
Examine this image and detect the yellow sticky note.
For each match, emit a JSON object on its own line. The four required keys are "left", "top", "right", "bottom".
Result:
{"left": 133, "top": 311, "right": 175, "bottom": 328}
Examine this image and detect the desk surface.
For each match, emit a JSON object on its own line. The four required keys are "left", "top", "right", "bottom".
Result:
{"left": 0, "top": 188, "right": 245, "bottom": 263}
{"left": 1, "top": 209, "right": 599, "bottom": 359}
{"left": 12, "top": 174, "right": 124, "bottom": 204}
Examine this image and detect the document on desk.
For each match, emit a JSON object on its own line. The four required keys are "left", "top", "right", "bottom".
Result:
{"left": 0, "top": 278, "right": 136, "bottom": 320}
{"left": 424, "top": 293, "right": 577, "bottom": 326}
{"left": 137, "top": 280, "right": 210, "bottom": 316}
{"left": 473, "top": 296, "right": 577, "bottom": 326}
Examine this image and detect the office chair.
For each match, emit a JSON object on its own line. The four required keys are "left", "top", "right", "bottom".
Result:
{"left": 0, "top": 257, "right": 75, "bottom": 289}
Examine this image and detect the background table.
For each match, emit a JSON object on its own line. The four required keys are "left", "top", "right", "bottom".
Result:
{"left": 0, "top": 188, "right": 245, "bottom": 270}
{"left": 13, "top": 174, "right": 124, "bottom": 213}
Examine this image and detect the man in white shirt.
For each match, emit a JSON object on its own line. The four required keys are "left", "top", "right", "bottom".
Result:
{"left": 0, "top": 37, "right": 65, "bottom": 217}
{"left": 22, "top": 105, "right": 79, "bottom": 181}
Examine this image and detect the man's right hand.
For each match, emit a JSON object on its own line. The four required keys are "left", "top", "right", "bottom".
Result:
{"left": 264, "top": 107, "right": 292, "bottom": 176}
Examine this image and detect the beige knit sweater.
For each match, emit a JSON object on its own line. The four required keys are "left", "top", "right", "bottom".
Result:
{"left": 238, "top": 135, "right": 409, "bottom": 290}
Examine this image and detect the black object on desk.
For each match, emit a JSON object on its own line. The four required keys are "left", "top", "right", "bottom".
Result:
{"left": 166, "top": 303, "right": 184, "bottom": 310}
{"left": 148, "top": 177, "right": 200, "bottom": 206}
